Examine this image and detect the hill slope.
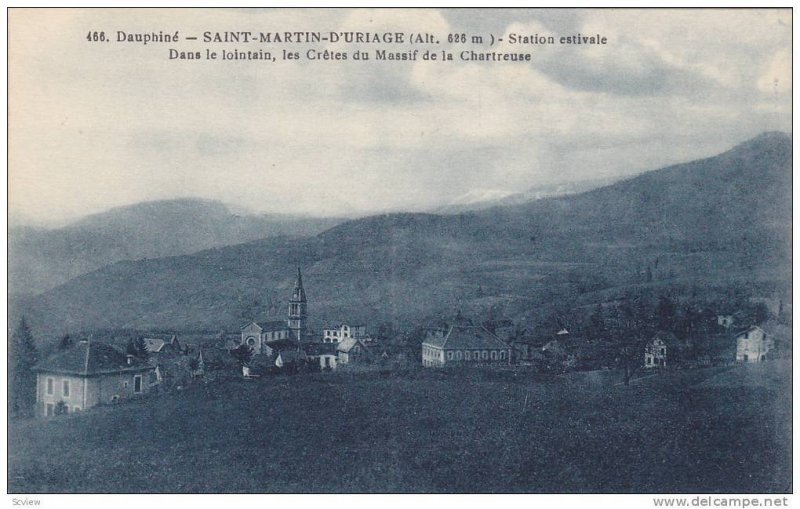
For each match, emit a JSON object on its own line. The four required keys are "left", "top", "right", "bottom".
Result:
{"left": 15, "top": 133, "right": 792, "bottom": 337}
{"left": 9, "top": 199, "right": 341, "bottom": 296}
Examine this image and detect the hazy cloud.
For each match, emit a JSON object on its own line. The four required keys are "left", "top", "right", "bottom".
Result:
{"left": 8, "top": 8, "right": 792, "bottom": 224}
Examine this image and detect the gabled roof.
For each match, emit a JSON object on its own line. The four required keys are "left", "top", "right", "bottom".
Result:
{"left": 422, "top": 325, "right": 510, "bottom": 350}
{"left": 733, "top": 325, "right": 766, "bottom": 339}
{"left": 304, "top": 342, "right": 338, "bottom": 356}
{"left": 258, "top": 320, "right": 289, "bottom": 332}
{"left": 277, "top": 350, "right": 306, "bottom": 363}
{"left": 337, "top": 337, "right": 369, "bottom": 353}
{"left": 33, "top": 341, "right": 153, "bottom": 376}
{"left": 241, "top": 320, "right": 289, "bottom": 332}
{"left": 143, "top": 338, "right": 166, "bottom": 353}
{"left": 241, "top": 321, "right": 261, "bottom": 331}
{"left": 265, "top": 338, "right": 302, "bottom": 352}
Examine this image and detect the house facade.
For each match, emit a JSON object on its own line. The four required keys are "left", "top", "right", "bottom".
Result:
{"left": 735, "top": 326, "right": 773, "bottom": 363}
{"left": 304, "top": 342, "right": 338, "bottom": 370}
{"left": 717, "top": 315, "right": 734, "bottom": 329}
{"left": 422, "top": 325, "right": 512, "bottom": 367}
{"left": 337, "top": 337, "right": 371, "bottom": 364}
{"left": 33, "top": 341, "right": 155, "bottom": 417}
{"left": 644, "top": 337, "right": 667, "bottom": 368}
{"left": 323, "top": 323, "right": 367, "bottom": 344}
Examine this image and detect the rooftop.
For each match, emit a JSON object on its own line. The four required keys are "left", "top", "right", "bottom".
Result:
{"left": 33, "top": 341, "right": 153, "bottom": 376}
{"left": 423, "top": 325, "right": 510, "bottom": 350}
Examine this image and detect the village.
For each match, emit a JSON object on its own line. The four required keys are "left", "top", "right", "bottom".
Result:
{"left": 20, "top": 267, "right": 792, "bottom": 418}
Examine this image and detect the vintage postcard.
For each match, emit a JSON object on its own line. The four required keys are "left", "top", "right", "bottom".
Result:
{"left": 6, "top": 7, "right": 793, "bottom": 499}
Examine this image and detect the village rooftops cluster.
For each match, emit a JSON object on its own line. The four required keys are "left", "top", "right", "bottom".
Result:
{"left": 31, "top": 267, "right": 789, "bottom": 418}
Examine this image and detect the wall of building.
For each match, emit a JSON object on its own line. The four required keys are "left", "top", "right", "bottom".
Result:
{"left": 84, "top": 370, "right": 152, "bottom": 408}
{"left": 422, "top": 346, "right": 512, "bottom": 367}
{"left": 37, "top": 373, "right": 86, "bottom": 416}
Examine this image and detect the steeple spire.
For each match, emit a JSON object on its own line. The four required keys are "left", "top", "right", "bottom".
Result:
{"left": 292, "top": 266, "right": 307, "bottom": 303}
{"left": 288, "top": 267, "right": 308, "bottom": 341}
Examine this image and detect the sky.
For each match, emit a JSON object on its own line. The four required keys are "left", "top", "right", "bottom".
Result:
{"left": 8, "top": 8, "right": 792, "bottom": 225}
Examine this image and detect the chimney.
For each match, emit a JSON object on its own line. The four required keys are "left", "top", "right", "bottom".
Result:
{"left": 126, "top": 354, "right": 134, "bottom": 365}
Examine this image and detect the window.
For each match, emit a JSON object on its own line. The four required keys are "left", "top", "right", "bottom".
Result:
{"left": 500, "top": 351, "right": 506, "bottom": 360}
{"left": 62, "top": 380, "right": 70, "bottom": 397}
{"left": 46, "top": 378, "right": 54, "bottom": 395}
{"left": 482, "top": 351, "right": 489, "bottom": 360}
{"left": 45, "top": 403, "right": 54, "bottom": 416}
{"left": 456, "top": 351, "right": 463, "bottom": 360}
{"left": 123, "top": 381, "right": 129, "bottom": 388}
{"left": 491, "top": 351, "right": 497, "bottom": 360}
{"left": 134, "top": 375, "right": 143, "bottom": 394}
{"left": 447, "top": 351, "right": 453, "bottom": 360}
{"left": 465, "top": 351, "right": 471, "bottom": 360}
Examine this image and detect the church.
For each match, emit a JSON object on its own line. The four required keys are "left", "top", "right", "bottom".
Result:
{"left": 240, "top": 267, "right": 309, "bottom": 355}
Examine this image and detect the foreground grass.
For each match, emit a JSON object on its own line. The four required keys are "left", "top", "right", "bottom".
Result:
{"left": 8, "top": 362, "right": 791, "bottom": 493}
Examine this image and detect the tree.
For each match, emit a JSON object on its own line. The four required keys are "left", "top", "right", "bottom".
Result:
{"left": 59, "top": 333, "right": 73, "bottom": 350}
{"left": 230, "top": 344, "right": 253, "bottom": 367}
{"left": 588, "top": 303, "right": 606, "bottom": 342}
{"left": 376, "top": 321, "right": 396, "bottom": 341}
{"left": 10, "top": 317, "right": 38, "bottom": 416}
{"left": 126, "top": 336, "right": 149, "bottom": 359}
{"left": 188, "top": 357, "right": 200, "bottom": 378}
{"left": 654, "top": 295, "right": 677, "bottom": 333}
{"left": 608, "top": 299, "right": 656, "bottom": 385}
{"left": 54, "top": 400, "right": 68, "bottom": 416}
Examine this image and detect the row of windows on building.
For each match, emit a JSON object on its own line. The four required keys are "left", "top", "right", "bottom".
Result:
{"left": 423, "top": 348, "right": 508, "bottom": 362}
{"left": 45, "top": 375, "right": 143, "bottom": 398}
{"left": 44, "top": 402, "right": 79, "bottom": 416}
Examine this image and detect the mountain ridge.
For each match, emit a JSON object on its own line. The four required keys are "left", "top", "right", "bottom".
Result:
{"left": 13, "top": 132, "right": 792, "bottom": 338}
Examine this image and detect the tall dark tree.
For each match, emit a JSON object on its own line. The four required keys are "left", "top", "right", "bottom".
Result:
{"left": 588, "top": 303, "right": 606, "bottom": 341}
{"left": 59, "top": 333, "right": 73, "bottom": 350}
{"left": 654, "top": 295, "right": 677, "bottom": 333}
{"left": 10, "top": 317, "right": 38, "bottom": 416}
{"left": 608, "top": 299, "right": 656, "bottom": 385}
{"left": 230, "top": 344, "right": 253, "bottom": 367}
{"left": 126, "top": 336, "right": 149, "bottom": 359}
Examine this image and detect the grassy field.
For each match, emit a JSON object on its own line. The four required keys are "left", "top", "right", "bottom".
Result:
{"left": 8, "top": 361, "right": 791, "bottom": 493}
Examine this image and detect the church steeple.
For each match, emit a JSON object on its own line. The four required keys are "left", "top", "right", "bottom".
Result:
{"left": 288, "top": 267, "right": 308, "bottom": 341}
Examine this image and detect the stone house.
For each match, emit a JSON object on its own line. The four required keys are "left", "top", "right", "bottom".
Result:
{"left": 32, "top": 340, "right": 155, "bottom": 417}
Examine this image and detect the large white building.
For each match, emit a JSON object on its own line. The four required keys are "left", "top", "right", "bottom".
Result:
{"left": 422, "top": 325, "right": 511, "bottom": 367}
{"left": 322, "top": 323, "right": 367, "bottom": 344}
{"left": 735, "top": 325, "right": 773, "bottom": 363}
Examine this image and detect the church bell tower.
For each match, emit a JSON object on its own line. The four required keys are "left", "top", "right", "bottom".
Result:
{"left": 288, "top": 267, "right": 308, "bottom": 341}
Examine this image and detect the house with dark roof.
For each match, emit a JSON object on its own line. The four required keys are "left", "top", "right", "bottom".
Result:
{"left": 304, "top": 342, "right": 338, "bottom": 370}
{"left": 337, "top": 337, "right": 372, "bottom": 365}
{"left": 421, "top": 325, "right": 511, "bottom": 367}
{"left": 32, "top": 340, "right": 155, "bottom": 417}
